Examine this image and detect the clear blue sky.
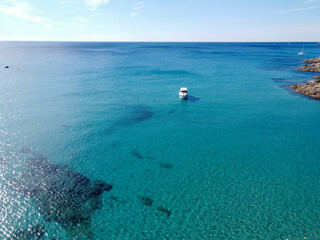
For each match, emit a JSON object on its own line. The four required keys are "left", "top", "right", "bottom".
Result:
{"left": 0, "top": 0, "right": 320, "bottom": 41}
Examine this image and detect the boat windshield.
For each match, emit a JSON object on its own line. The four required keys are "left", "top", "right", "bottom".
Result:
{"left": 180, "top": 90, "right": 187, "bottom": 93}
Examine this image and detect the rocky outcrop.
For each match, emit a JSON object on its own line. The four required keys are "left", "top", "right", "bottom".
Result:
{"left": 304, "top": 57, "right": 320, "bottom": 64}
{"left": 317, "top": 43, "right": 320, "bottom": 45}
{"left": 290, "top": 80, "right": 320, "bottom": 99}
{"left": 313, "top": 76, "right": 320, "bottom": 79}
{"left": 299, "top": 57, "right": 320, "bottom": 72}
{"left": 9, "top": 148, "right": 113, "bottom": 239}
{"left": 299, "top": 64, "right": 320, "bottom": 72}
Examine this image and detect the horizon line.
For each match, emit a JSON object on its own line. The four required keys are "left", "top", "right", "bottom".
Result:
{"left": 0, "top": 40, "right": 319, "bottom": 43}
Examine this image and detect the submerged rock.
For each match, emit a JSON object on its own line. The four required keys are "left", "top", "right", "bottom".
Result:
{"left": 132, "top": 150, "right": 143, "bottom": 159}
{"left": 107, "top": 105, "right": 154, "bottom": 133}
{"left": 159, "top": 162, "right": 173, "bottom": 169}
{"left": 9, "top": 149, "right": 113, "bottom": 238}
{"left": 9, "top": 224, "right": 45, "bottom": 240}
{"left": 140, "top": 196, "right": 154, "bottom": 206}
{"left": 131, "top": 150, "right": 155, "bottom": 160}
{"left": 156, "top": 206, "right": 171, "bottom": 217}
{"left": 289, "top": 80, "right": 320, "bottom": 99}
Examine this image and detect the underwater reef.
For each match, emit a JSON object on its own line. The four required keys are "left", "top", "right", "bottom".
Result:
{"left": 107, "top": 105, "right": 154, "bottom": 133}
{"left": 8, "top": 224, "right": 45, "bottom": 240}
{"left": 8, "top": 148, "right": 113, "bottom": 239}
{"left": 139, "top": 196, "right": 171, "bottom": 217}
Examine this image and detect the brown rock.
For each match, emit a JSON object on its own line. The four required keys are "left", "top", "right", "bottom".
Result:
{"left": 289, "top": 81, "right": 320, "bottom": 99}
{"left": 304, "top": 57, "right": 320, "bottom": 64}
{"left": 299, "top": 57, "right": 320, "bottom": 72}
{"left": 313, "top": 76, "right": 320, "bottom": 79}
{"left": 299, "top": 63, "right": 320, "bottom": 72}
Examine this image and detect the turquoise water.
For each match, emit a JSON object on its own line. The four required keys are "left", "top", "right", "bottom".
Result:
{"left": 1, "top": 42, "right": 320, "bottom": 239}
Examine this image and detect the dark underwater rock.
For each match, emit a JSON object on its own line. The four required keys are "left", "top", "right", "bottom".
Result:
{"left": 107, "top": 105, "right": 154, "bottom": 133}
{"left": 9, "top": 149, "right": 113, "bottom": 238}
{"left": 127, "top": 105, "right": 154, "bottom": 124}
{"left": 9, "top": 224, "right": 45, "bottom": 240}
{"left": 159, "top": 162, "right": 173, "bottom": 169}
{"left": 132, "top": 150, "right": 143, "bottom": 159}
{"left": 131, "top": 150, "right": 155, "bottom": 160}
{"left": 140, "top": 196, "right": 154, "bottom": 206}
{"left": 156, "top": 206, "right": 171, "bottom": 217}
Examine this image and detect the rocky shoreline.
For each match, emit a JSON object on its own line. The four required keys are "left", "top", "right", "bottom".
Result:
{"left": 289, "top": 57, "right": 320, "bottom": 99}
{"left": 299, "top": 57, "right": 320, "bottom": 72}
{"left": 290, "top": 80, "right": 320, "bottom": 99}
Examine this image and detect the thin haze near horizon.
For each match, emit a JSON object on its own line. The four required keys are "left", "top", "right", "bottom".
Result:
{"left": 0, "top": 0, "right": 320, "bottom": 42}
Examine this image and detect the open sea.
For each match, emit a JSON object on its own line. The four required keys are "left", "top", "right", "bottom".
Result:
{"left": 1, "top": 42, "right": 320, "bottom": 240}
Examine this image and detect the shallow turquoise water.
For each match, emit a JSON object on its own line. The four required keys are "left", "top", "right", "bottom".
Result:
{"left": 1, "top": 42, "right": 320, "bottom": 239}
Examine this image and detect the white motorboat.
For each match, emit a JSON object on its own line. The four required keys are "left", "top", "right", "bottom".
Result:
{"left": 179, "top": 87, "right": 188, "bottom": 99}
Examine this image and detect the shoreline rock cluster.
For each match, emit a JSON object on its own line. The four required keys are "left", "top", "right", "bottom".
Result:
{"left": 290, "top": 80, "right": 320, "bottom": 99}
{"left": 289, "top": 57, "right": 320, "bottom": 99}
{"left": 299, "top": 57, "right": 320, "bottom": 72}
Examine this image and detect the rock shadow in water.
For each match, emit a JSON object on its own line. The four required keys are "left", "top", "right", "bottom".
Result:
{"left": 9, "top": 148, "right": 113, "bottom": 239}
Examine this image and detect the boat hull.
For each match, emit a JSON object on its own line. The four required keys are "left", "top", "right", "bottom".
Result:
{"left": 179, "top": 93, "right": 188, "bottom": 99}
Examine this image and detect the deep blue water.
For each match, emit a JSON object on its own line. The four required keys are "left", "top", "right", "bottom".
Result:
{"left": 1, "top": 42, "right": 320, "bottom": 239}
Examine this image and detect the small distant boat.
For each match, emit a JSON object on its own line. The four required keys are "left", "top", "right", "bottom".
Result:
{"left": 3, "top": 65, "right": 9, "bottom": 68}
{"left": 179, "top": 87, "right": 188, "bottom": 99}
{"left": 298, "top": 45, "right": 305, "bottom": 55}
